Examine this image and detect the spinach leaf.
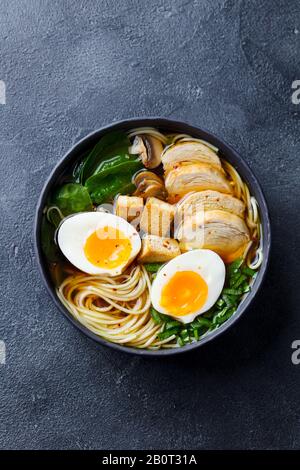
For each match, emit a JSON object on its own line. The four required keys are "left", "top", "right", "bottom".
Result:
{"left": 52, "top": 183, "right": 93, "bottom": 216}
{"left": 91, "top": 154, "right": 142, "bottom": 181}
{"left": 73, "top": 150, "right": 89, "bottom": 184}
{"left": 85, "top": 156, "right": 142, "bottom": 191}
{"left": 81, "top": 131, "right": 131, "bottom": 183}
{"left": 87, "top": 173, "right": 135, "bottom": 204}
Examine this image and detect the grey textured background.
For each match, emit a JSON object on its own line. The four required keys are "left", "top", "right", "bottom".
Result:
{"left": 0, "top": 0, "right": 300, "bottom": 450}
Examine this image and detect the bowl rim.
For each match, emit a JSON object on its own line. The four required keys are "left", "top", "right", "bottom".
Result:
{"left": 34, "top": 117, "right": 271, "bottom": 357}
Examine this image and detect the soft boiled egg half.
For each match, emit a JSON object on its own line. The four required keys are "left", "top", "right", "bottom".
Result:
{"left": 151, "top": 249, "right": 225, "bottom": 324}
{"left": 57, "top": 212, "right": 141, "bottom": 276}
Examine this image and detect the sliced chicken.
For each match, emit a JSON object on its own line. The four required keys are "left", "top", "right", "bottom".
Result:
{"left": 165, "top": 163, "right": 233, "bottom": 202}
{"left": 176, "top": 209, "right": 250, "bottom": 263}
{"left": 176, "top": 190, "right": 245, "bottom": 219}
{"left": 162, "top": 141, "right": 221, "bottom": 173}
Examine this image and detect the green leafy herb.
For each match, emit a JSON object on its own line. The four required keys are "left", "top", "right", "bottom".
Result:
{"left": 242, "top": 266, "right": 256, "bottom": 277}
{"left": 144, "top": 263, "right": 163, "bottom": 273}
{"left": 212, "top": 307, "right": 235, "bottom": 325}
{"left": 52, "top": 183, "right": 93, "bottom": 216}
{"left": 222, "top": 294, "right": 237, "bottom": 308}
{"left": 165, "top": 320, "right": 181, "bottom": 332}
{"left": 81, "top": 131, "right": 132, "bottom": 183}
{"left": 86, "top": 173, "right": 136, "bottom": 204}
{"left": 193, "top": 317, "right": 212, "bottom": 328}
{"left": 193, "top": 328, "right": 199, "bottom": 341}
{"left": 222, "top": 287, "right": 244, "bottom": 296}
{"left": 227, "top": 257, "right": 243, "bottom": 277}
{"left": 158, "top": 329, "right": 179, "bottom": 341}
{"left": 85, "top": 158, "right": 142, "bottom": 202}
{"left": 72, "top": 150, "right": 90, "bottom": 183}
{"left": 150, "top": 307, "right": 163, "bottom": 325}
{"left": 216, "top": 298, "right": 225, "bottom": 308}
{"left": 180, "top": 329, "right": 190, "bottom": 343}
{"left": 92, "top": 154, "right": 142, "bottom": 181}
{"left": 232, "top": 273, "right": 247, "bottom": 288}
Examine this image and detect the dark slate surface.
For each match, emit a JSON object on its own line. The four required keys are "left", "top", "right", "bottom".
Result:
{"left": 0, "top": 0, "right": 299, "bottom": 450}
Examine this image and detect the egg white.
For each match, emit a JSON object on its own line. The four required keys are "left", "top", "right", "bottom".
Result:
{"left": 150, "top": 249, "right": 225, "bottom": 324}
{"left": 57, "top": 212, "right": 141, "bottom": 276}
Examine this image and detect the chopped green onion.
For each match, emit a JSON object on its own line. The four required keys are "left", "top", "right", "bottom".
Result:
{"left": 196, "top": 317, "right": 212, "bottom": 328}
{"left": 150, "top": 307, "right": 162, "bottom": 324}
{"left": 180, "top": 329, "right": 190, "bottom": 341}
{"left": 222, "top": 287, "right": 244, "bottom": 296}
{"left": 222, "top": 294, "right": 237, "bottom": 307}
{"left": 212, "top": 308, "right": 227, "bottom": 325}
{"left": 242, "top": 266, "right": 256, "bottom": 277}
{"left": 193, "top": 328, "right": 199, "bottom": 341}
{"left": 160, "top": 313, "right": 174, "bottom": 323}
{"left": 165, "top": 320, "right": 181, "bottom": 330}
{"left": 229, "top": 271, "right": 241, "bottom": 285}
{"left": 203, "top": 308, "right": 215, "bottom": 319}
{"left": 212, "top": 306, "right": 235, "bottom": 325}
{"left": 227, "top": 258, "right": 243, "bottom": 276}
{"left": 158, "top": 328, "right": 178, "bottom": 340}
{"left": 232, "top": 274, "right": 247, "bottom": 288}
{"left": 144, "top": 263, "right": 163, "bottom": 273}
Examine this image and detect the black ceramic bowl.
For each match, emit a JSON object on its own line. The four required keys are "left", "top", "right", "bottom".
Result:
{"left": 34, "top": 118, "right": 271, "bottom": 356}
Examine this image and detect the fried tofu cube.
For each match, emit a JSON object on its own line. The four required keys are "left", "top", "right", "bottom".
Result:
{"left": 139, "top": 197, "right": 175, "bottom": 237}
{"left": 115, "top": 195, "right": 144, "bottom": 224}
{"left": 138, "top": 235, "right": 181, "bottom": 263}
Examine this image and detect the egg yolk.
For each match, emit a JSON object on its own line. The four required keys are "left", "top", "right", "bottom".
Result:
{"left": 160, "top": 271, "right": 208, "bottom": 316}
{"left": 84, "top": 226, "right": 132, "bottom": 269}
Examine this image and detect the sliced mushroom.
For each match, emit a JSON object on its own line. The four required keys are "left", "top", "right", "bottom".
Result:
{"left": 130, "top": 135, "right": 163, "bottom": 169}
{"left": 133, "top": 170, "right": 167, "bottom": 200}
{"left": 162, "top": 141, "right": 222, "bottom": 173}
{"left": 165, "top": 163, "right": 233, "bottom": 202}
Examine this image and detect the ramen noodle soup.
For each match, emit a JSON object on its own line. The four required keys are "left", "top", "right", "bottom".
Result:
{"left": 41, "top": 128, "right": 262, "bottom": 349}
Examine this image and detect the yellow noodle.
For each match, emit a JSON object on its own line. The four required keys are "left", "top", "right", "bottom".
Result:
{"left": 127, "top": 127, "right": 168, "bottom": 145}
{"left": 57, "top": 265, "right": 177, "bottom": 349}
{"left": 222, "top": 159, "right": 263, "bottom": 269}
{"left": 46, "top": 205, "right": 64, "bottom": 224}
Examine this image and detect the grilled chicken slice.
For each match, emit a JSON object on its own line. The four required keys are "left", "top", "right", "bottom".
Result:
{"left": 162, "top": 141, "right": 221, "bottom": 172}
{"left": 176, "top": 190, "right": 245, "bottom": 219}
{"left": 165, "top": 163, "right": 233, "bottom": 202}
{"left": 176, "top": 209, "right": 250, "bottom": 263}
